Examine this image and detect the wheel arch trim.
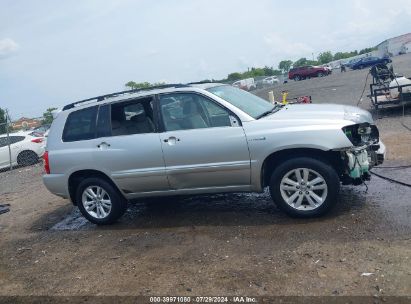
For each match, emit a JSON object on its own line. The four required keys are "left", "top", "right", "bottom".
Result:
{"left": 256, "top": 147, "right": 344, "bottom": 191}
{"left": 68, "top": 169, "right": 125, "bottom": 205}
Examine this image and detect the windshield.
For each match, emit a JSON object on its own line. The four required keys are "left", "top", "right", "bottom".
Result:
{"left": 206, "top": 85, "right": 274, "bottom": 119}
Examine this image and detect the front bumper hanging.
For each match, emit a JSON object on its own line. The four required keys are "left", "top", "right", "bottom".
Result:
{"left": 340, "top": 140, "right": 385, "bottom": 185}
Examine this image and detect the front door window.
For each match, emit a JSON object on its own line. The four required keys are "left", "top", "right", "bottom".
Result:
{"left": 159, "top": 93, "right": 232, "bottom": 131}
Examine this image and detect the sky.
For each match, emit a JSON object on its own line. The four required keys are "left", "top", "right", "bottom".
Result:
{"left": 1, "top": 0, "right": 411, "bottom": 119}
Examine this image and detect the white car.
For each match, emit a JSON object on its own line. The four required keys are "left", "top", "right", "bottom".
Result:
{"left": 262, "top": 76, "right": 279, "bottom": 85}
{"left": 0, "top": 131, "right": 46, "bottom": 170}
{"left": 232, "top": 78, "right": 256, "bottom": 91}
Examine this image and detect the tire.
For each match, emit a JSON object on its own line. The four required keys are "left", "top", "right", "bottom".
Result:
{"left": 317, "top": 72, "right": 324, "bottom": 77}
{"left": 359, "top": 65, "right": 364, "bottom": 70}
{"left": 294, "top": 75, "right": 301, "bottom": 81}
{"left": 17, "top": 150, "right": 39, "bottom": 166}
{"left": 76, "top": 177, "right": 127, "bottom": 225}
{"left": 383, "top": 60, "right": 389, "bottom": 65}
{"left": 269, "top": 157, "right": 340, "bottom": 218}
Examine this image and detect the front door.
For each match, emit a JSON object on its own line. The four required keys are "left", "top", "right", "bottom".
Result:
{"left": 157, "top": 92, "right": 251, "bottom": 190}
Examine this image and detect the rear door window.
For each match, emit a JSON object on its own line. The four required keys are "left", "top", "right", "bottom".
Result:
{"left": 0, "top": 136, "right": 25, "bottom": 147}
{"left": 62, "top": 106, "right": 98, "bottom": 142}
{"left": 110, "top": 98, "right": 155, "bottom": 136}
{"left": 96, "top": 105, "right": 112, "bottom": 138}
{"left": 9, "top": 136, "right": 25, "bottom": 144}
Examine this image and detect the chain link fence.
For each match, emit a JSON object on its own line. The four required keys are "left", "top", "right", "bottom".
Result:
{"left": 1, "top": 115, "right": 46, "bottom": 215}
{"left": 0, "top": 116, "right": 46, "bottom": 173}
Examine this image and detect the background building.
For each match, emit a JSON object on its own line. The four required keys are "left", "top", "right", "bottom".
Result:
{"left": 11, "top": 117, "right": 41, "bottom": 131}
{"left": 376, "top": 32, "right": 411, "bottom": 57}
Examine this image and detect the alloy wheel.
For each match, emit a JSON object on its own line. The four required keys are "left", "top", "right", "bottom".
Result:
{"left": 279, "top": 168, "right": 328, "bottom": 211}
{"left": 81, "top": 186, "right": 112, "bottom": 219}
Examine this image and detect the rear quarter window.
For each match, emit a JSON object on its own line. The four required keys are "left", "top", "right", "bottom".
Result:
{"left": 0, "top": 136, "right": 25, "bottom": 147}
{"left": 62, "top": 106, "right": 98, "bottom": 142}
{"left": 10, "top": 136, "right": 26, "bottom": 144}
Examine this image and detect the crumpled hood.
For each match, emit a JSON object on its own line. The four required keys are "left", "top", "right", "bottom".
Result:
{"left": 262, "top": 104, "right": 373, "bottom": 124}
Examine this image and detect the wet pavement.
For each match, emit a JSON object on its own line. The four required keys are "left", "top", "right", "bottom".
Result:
{"left": 48, "top": 172, "right": 411, "bottom": 237}
{"left": 0, "top": 162, "right": 410, "bottom": 296}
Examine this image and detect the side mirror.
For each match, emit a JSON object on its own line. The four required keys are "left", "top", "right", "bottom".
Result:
{"left": 229, "top": 115, "right": 239, "bottom": 127}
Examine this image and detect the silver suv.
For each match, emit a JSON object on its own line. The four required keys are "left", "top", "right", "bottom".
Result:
{"left": 43, "top": 83, "right": 385, "bottom": 224}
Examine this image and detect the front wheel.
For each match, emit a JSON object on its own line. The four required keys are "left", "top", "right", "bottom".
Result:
{"left": 269, "top": 157, "right": 340, "bottom": 218}
{"left": 76, "top": 177, "right": 127, "bottom": 225}
{"left": 317, "top": 72, "right": 324, "bottom": 77}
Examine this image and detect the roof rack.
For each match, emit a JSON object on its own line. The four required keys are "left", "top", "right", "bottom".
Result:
{"left": 62, "top": 83, "right": 189, "bottom": 111}
{"left": 187, "top": 81, "right": 216, "bottom": 85}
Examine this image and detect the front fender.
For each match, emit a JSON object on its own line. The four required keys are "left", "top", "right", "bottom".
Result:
{"left": 243, "top": 121, "right": 353, "bottom": 191}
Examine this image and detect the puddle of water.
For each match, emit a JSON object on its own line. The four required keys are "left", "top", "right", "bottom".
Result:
{"left": 50, "top": 208, "right": 91, "bottom": 231}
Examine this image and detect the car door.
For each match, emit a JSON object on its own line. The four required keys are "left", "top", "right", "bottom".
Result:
{"left": 9, "top": 136, "right": 26, "bottom": 163}
{"left": 364, "top": 57, "right": 372, "bottom": 67}
{"left": 157, "top": 92, "right": 251, "bottom": 190}
{"left": 306, "top": 66, "right": 314, "bottom": 77}
{"left": 0, "top": 137, "right": 10, "bottom": 168}
{"left": 93, "top": 98, "right": 170, "bottom": 194}
{"left": 61, "top": 100, "right": 168, "bottom": 195}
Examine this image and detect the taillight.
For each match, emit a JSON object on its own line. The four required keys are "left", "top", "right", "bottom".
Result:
{"left": 43, "top": 151, "right": 50, "bottom": 174}
{"left": 31, "top": 138, "right": 44, "bottom": 143}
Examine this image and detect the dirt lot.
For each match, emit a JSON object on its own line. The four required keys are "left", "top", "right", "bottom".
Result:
{"left": 1, "top": 54, "right": 411, "bottom": 301}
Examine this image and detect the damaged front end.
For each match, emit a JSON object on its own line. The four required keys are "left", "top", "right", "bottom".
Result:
{"left": 338, "top": 123, "right": 385, "bottom": 185}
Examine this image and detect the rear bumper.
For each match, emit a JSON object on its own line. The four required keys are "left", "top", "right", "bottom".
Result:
{"left": 43, "top": 174, "right": 69, "bottom": 199}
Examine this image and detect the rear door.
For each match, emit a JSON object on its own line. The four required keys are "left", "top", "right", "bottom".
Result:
{"left": 302, "top": 66, "right": 311, "bottom": 77}
{"left": 157, "top": 92, "right": 251, "bottom": 190}
{"left": 60, "top": 101, "right": 169, "bottom": 196}
{"left": 91, "top": 98, "right": 169, "bottom": 194}
{"left": 0, "top": 137, "right": 9, "bottom": 168}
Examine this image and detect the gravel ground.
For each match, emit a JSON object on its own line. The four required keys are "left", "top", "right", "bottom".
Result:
{"left": 0, "top": 55, "right": 410, "bottom": 301}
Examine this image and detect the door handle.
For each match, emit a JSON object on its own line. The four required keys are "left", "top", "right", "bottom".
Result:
{"left": 97, "top": 141, "right": 111, "bottom": 148}
{"left": 163, "top": 137, "right": 180, "bottom": 144}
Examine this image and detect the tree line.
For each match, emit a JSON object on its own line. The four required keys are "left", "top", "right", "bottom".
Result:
{"left": 287, "top": 47, "right": 377, "bottom": 69}
{"left": 125, "top": 46, "right": 376, "bottom": 87}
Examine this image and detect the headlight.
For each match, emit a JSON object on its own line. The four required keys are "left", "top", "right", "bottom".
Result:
{"left": 342, "top": 123, "right": 379, "bottom": 146}
{"left": 358, "top": 125, "right": 371, "bottom": 142}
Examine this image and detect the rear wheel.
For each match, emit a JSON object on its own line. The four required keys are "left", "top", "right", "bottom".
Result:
{"left": 17, "top": 150, "right": 39, "bottom": 166}
{"left": 294, "top": 75, "right": 301, "bottom": 81}
{"left": 359, "top": 65, "right": 364, "bottom": 69}
{"left": 76, "top": 177, "right": 127, "bottom": 225}
{"left": 269, "top": 157, "right": 340, "bottom": 218}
